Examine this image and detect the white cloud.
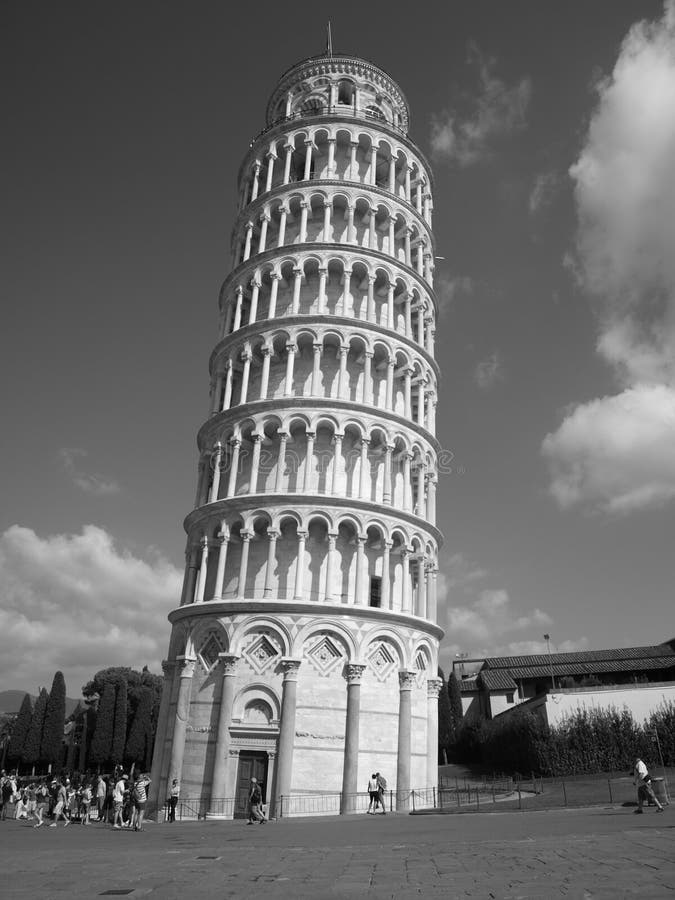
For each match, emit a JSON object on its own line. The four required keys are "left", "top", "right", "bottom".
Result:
{"left": 60, "top": 448, "right": 121, "bottom": 496}
{"left": 543, "top": 384, "right": 675, "bottom": 513}
{"left": 544, "top": 2, "right": 675, "bottom": 513}
{"left": 0, "top": 525, "right": 182, "bottom": 692}
{"left": 431, "top": 44, "right": 531, "bottom": 165}
{"left": 474, "top": 352, "right": 504, "bottom": 389}
{"left": 437, "top": 554, "right": 552, "bottom": 653}
{"left": 529, "top": 170, "right": 558, "bottom": 215}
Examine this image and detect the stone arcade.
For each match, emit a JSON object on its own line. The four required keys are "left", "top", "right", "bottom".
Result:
{"left": 149, "top": 48, "right": 444, "bottom": 818}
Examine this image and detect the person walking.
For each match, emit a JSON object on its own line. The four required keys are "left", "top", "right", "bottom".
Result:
{"left": 34, "top": 782, "right": 49, "bottom": 828}
{"left": 95, "top": 775, "right": 106, "bottom": 823}
{"left": 131, "top": 773, "right": 151, "bottom": 831}
{"left": 168, "top": 778, "right": 180, "bottom": 823}
{"left": 375, "top": 772, "right": 387, "bottom": 814}
{"left": 112, "top": 773, "right": 126, "bottom": 828}
{"left": 247, "top": 777, "right": 266, "bottom": 824}
{"left": 49, "top": 780, "right": 69, "bottom": 827}
{"left": 80, "top": 783, "right": 92, "bottom": 825}
{"left": 633, "top": 757, "right": 664, "bottom": 813}
{"left": 366, "top": 774, "right": 379, "bottom": 814}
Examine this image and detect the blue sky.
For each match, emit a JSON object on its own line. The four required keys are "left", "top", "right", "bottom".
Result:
{"left": 2, "top": 1, "right": 674, "bottom": 694}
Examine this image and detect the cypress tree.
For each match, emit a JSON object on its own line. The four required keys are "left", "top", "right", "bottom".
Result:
{"left": 41, "top": 671, "right": 67, "bottom": 769}
{"left": 22, "top": 688, "right": 48, "bottom": 770}
{"left": 7, "top": 693, "right": 33, "bottom": 765}
{"left": 125, "top": 687, "right": 153, "bottom": 767}
{"left": 111, "top": 680, "right": 128, "bottom": 765}
{"left": 448, "top": 671, "right": 464, "bottom": 730}
{"left": 89, "top": 681, "right": 115, "bottom": 767}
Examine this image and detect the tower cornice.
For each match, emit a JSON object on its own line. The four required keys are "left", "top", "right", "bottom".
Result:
{"left": 208, "top": 314, "right": 441, "bottom": 381}
{"left": 183, "top": 491, "right": 444, "bottom": 546}
{"left": 168, "top": 598, "right": 445, "bottom": 642}
{"left": 197, "top": 395, "right": 443, "bottom": 453}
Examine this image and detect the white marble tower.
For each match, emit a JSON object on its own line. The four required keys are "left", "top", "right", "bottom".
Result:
{"left": 149, "top": 47, "right": 443, "bottom": 818}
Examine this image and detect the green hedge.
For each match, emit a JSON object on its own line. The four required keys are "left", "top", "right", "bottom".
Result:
{"left": 453, "top": 701, "right": 675, "bottom": 776}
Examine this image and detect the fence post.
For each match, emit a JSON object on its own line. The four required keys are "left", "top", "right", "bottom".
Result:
{"left": 517, "top": 785, "right": 521, "bottom": 810}
{"left": 562, "top": 780, "right": 567, "bottom": 807}
{"left": 433, "top": 786, "right": 436, "bottom": 808}
{"left": 456, "top": 788, "right": 461, "bottom": 808}
{"left": 412, "top": 790, "right": 416, "bottom": 812}
{"left": 607, "top": 780, "right": 613, "bottom": 804}
{"left": 492, "top": 783, "right": 496, "bottom": 804}
{"left": 439, "top": 787, "right": 443, "bottom": 810}
{"left": 476, "top": 789, "right": 480, "bottom": 811}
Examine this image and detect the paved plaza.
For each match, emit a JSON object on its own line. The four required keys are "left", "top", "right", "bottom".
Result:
{"left": 1, "top": 805, "right": 673, "bottom": 899}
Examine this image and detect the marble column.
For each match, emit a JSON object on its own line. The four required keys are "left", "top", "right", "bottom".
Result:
{"left": 396, "top": 670, "right": 416, "bottom": 811}
{"left": 426, "top": 678, "right": 442, "bottom": 791}
{"left": 324, "top": 532, "right": 337, "bottom": 601}
{"left": 214, "top": 530, "right": 229, "bottom": 598}
{"left": 194, "top": 537, "right": 209, "bottom": 603}
{"left": 167, "top": 657, "right": 196, "bottom": 796}
{"left": 294, "top": 531, "right": 307, "bottom": 599}
{"left": 147, "top": 659, "right": 176, "bottom": 816}
{"left": 354, "top": 535, "right": 367, "bottom": 605}
{"left": 340, "top": 663, "right": 366, "bottom": 813}
{"left": 381, "top": 540, "right": 392, "bottom": 609}
{"left": 237, "top": 531, "right": 251, "bottom": 599}
{"left": 264, "top": 530, "right": 279, "bottom": 597}
{"left": 208, "top": 654, "right": 240, "bottom": 816}
{"left": 273, "top": 659, "right": 302, "bottom": 817}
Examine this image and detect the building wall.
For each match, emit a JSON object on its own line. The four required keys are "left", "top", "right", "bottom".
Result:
{"left": 542, "top": 683, "right": 675, "bottom": 727}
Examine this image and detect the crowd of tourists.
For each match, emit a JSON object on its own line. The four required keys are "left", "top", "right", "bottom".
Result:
{"left": 0, "top": 768, "right": 151, "bottom": 830}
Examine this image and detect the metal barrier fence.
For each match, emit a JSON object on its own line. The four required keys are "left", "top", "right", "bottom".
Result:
{"left": 158, "top": 774, "right": 672, "bottom": 821}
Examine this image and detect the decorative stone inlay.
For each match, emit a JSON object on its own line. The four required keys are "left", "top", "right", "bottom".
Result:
{"left": 305, "top": 635, "right": 344, "bottom": 676}
{"left": 242, "top": 634, "right": 280, "bottom": 674}
{"left": 414, "top": 650, "right": 427, "bottom": 687}
{"left": 367, "top": 641, "right": 396, "bottom": 682}
{"left": 199, "top": 633, "right": 224, "bottom": 672}
{"left": 296, "top": 730, "right": 345, "bottom": 742}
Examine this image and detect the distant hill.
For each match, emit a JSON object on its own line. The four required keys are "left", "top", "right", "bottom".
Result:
{"left": 0, "top": 690, "right": 81, "bottom": 717}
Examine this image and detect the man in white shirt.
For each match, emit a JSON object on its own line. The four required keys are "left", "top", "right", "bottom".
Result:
{"left": 112, "top": 774, "right": 127, "bottom": 828}
{"left": 633, "top": 758, "right": 664, "bottom": 813}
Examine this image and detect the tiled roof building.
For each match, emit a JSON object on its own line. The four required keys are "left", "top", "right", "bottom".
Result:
{"left": 455, "top": 641, "right": 675, "bottom": 720}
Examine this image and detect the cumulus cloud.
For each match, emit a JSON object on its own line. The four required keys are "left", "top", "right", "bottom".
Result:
{"left": 60, "top": 448, "right": 121, "bottom": 496}
{"left": 437, "top": 553, "right": 552, "bottom": 653}
{"left": 0, "top": 525, "right": 182, "bottom": 691}
{"left": 544, "top": 2, "right": 675, "bottom": 513}
{"left": 474, "top": 352, "right": 504, "bottom": 389}
{"left": 543, "top": 385, "right": 675, "bottom": 512}
{"left": 431, "top": 44, "right": 531, "bottom": 165}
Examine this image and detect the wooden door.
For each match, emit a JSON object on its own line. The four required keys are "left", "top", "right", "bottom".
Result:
{"left": 234, "top": 751, "right": 268, "bottom": 818}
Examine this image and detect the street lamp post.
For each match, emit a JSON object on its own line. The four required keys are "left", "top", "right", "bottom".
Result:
{"left": 544, "top": 634, "right": 556, "bottom": 691}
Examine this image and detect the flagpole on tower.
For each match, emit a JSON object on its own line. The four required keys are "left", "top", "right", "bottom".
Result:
{"left": 326, "top": 21, "right": 333, "bottom": 57}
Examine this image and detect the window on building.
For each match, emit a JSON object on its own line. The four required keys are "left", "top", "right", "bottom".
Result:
{"left": 338, "top": 81, "right": 354, "bottom": 105}
{"left": 369, "top": 576, "right": 382, "bottom": 608}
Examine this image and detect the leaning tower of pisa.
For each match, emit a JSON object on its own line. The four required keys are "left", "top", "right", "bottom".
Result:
{"left": 149, "top": 47, "right": 444, "bottom": 818}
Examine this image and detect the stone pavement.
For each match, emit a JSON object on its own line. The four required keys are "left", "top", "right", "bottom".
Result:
{"left": 1, "top": 805, "right": 673, "bottom": 899}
